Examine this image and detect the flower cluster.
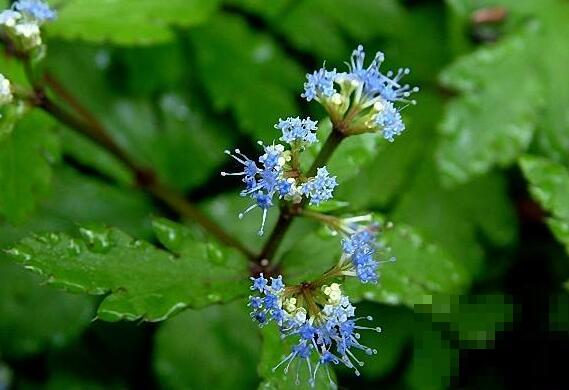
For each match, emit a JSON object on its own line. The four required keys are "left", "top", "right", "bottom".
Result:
{"left": 303, "top": 45, "right": 418, "bottom": 141}
{"left": 249, "top": 275, "right": 381, "bottom": 386}
{"left": 243, "top": 45, "right": 414, "bottom": 387}
{"left": 222, "top": 117, "right": 337, "bottom": 235}
{"left": 0, "top": 0, "right": 56, "bottom": 51}
{"left": 276, "top": 116, "right": 318, "bottom": 145}
{"left": 341, "top": 227, "right": 381, "bottom": 284}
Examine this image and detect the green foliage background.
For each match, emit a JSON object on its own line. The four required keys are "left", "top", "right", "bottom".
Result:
{"left": 1, "top": 0, "right": 568, "bottom": 388}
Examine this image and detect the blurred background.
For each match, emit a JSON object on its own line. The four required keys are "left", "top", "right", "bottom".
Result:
{"left": 1, "top": 0, "right": 569, "bottom": 389}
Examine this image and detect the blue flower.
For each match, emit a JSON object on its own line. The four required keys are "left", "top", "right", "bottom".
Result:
{"left": 13, "top": 0, "right": 56, "bottom": 21}
{"left": 342, "top": 228, "right": 379, "bottom": 283}
{"left": 347, "top": 45, "right": 418, "bottom": 104}
{"left": 223, "top": 144, "right": 290, "bottom": 235}
{"left": 249, "top": 277, "right": 380, "bottom": 387}
{"left": 276, "top": 117, "right": 318, "bottom": 145}
{"left": 223, "top": 138, "right": 340, "bottom": 233}
{"left": 250, "top": 274, "right": 268, "bottom": 292}
{"left": 374, "top": 101, "right": 405, "bottom": 142}
{"left": 302, "top": 67, "right": 337, "bottom": 102}
{"left": 301, "top": 167, "right": 338, "bottom": 205}
{"left": 301, "top": 45, "right": 417, "bottom": 141}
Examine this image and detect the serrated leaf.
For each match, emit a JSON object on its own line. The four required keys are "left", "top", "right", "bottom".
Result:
{"left": 7, "top": 221, "right": 249, "bottom": 322}
{"left": 47, "top": 0, "right": 221, "bottom": 45}
{"left": 258, "top": 324, "right": 336, "bottom": 390}
{"left": 520, "top": 155, "right": 569, "bottom": 254}
{"left": 0, "top": 112, "right": 60, "bottom": 222}
{"left": 154, "top": 301, "right": 260, "bottom": 390}
{"left": 345, "top": 222, "right": 470, "bottom": 307}
{"left": 189, "top": 14, "right": 303, "bottom": 140}
{"left": 436, "top": 27, "right": 542, "bottom": 185}
{"left": 0, "top": 262, "right": 94, "bottom": 358}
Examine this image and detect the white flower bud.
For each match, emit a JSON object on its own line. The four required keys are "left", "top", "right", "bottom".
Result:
{"left": 0, "top": 74, "right": 13, "bottom": 106}
{"left": 0, "top": 10, "right": 21, "bottom": 28}
{"left": 14, "top": 22, "right": 42, "bottom": 49}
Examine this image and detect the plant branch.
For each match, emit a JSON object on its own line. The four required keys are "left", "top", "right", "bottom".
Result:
{"left": 258, "top": 129, "right": 345, "bottom": 264}
{"left": 20, "top": 63, "right": 256, "bottom": 260}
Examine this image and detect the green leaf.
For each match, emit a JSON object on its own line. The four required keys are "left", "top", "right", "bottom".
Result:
{"left": 232, "top": 0, "right": 405, "bottom": 62}
{"left": 444, "top": 0, "right": 569, "bottom": 166}
{"left": 44, "top": 372, "right": 121, "bottom": 390}
{"left": 436, "top": 27, "right": 542, "bottom": 185}
{"left": 394, "top": 159, "right": 518, "bottom": 277}
{"left": 302, "top": 119, "right": 387, "bottom": 185}
{"left": 520, "top": 155, "right": 569, "bottom": 254}
{"left": 422, "top": 294, "right": 514, "bottom": 349}
{"left": 7, "top": 221, "right": 249, "bottom": 322}
{"left": 0, "top": 166, "right": 154, "bottom": 246}
{"left": 0, "top": 112, "right": 60, "bottom": 222}
{"left": 47, "top": 43, "right": 235, "bottom": 192}
{"left": 59, "top": 128, "right": 134, "bottom": 186}
{"left": 345, "top": 222, "right": 470, "bottom": 307}
{"left": 0, "top": 262, "right": 94, "bottom": 358}
{"left": 337, "top": 91, "right": 441, "bottom": 208}
{"left": 258, "top": 324, "right": 336, "bottom": 390}
{"left": 404, "top": 318, "right": 458, "bottom": 390}
{"left": 47, "top": 0, "right": 221, "bottom": 45}
{"left": 280, "top": 232, "right": 339, "bottom": 284}
{"left": 154, "top": 301, "right": 260, "bottom": 390}
{"left": 189, "top": 14, "right": 303, "bottom": 140}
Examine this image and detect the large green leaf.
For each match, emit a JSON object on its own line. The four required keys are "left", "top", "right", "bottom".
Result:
{"left": 520, "top": 155, "right": 569, "bottom": 254}
{"left": 394, "top": 160, "right": 518, "bottom": 277}
{"left": 189, "top": 14, "right": 303, "bottom": 140}
{"left": 436, "top": 27, "right": 541, "bottom": 185}
{"left": 47, "top": 0, "right": 221, "bottom": 45}
{"left": 0, "top": 112, "right": 60, "bottom": 222}
{"left": 154, "top": 301, "right": 260, "bottom": 390}
{"left": 46, "top": 43, "right": 235, "bottom": 192}
{"left": 0, "top": 262, "right": 94, "bottom": 358}
{"left": 447, "top": 0, "right": 569, "bottom": 168}
{"left": 228, "top": 0, "right": 405, "bottom": 62}
{"left": 0, "top": 166, "right": 153, "bottom": 246}
{"left": 6, "top": 220, "right": 249, "bottom": 322}
{"left": 258, "top": 324, "right": 336, "bottom": 390}
{"left": 345, "top": 222, "right": 470, "bottom": 307}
